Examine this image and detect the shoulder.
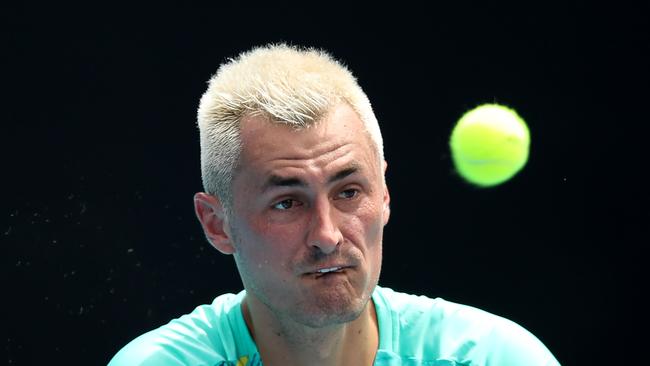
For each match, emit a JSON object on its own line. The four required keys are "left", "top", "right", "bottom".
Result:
{"left": 108, "top": 292, "right": 249, "bottom": 366}
{"left": 374, "top": 286, "right": 560, "bottom": 365}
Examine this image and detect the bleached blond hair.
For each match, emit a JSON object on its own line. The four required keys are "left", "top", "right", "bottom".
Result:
{"left": 197, "top": 44, "right": 383, "bottom": 214}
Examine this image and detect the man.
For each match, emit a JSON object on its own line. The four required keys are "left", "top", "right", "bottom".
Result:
{"left": 109, "top": 44, "right": 560, "bottom": 365}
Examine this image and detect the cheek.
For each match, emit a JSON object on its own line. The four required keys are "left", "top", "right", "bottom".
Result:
{"left": 236, "top": 217, "right": 300, "bottom": 268}
{"left": 344, "top": 200, "right": 385, "bottom": 246}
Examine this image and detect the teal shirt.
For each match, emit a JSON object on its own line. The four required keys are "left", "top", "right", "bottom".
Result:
{"left": 109, "top": 286, "right": 560, "bottom": 365}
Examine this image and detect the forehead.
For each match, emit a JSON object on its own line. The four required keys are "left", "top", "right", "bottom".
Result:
{"left": 233, "top": 104, "right": 381, "bottom": 194}
{"left": 240, "top": 104, "right": 378, "bottom": 168}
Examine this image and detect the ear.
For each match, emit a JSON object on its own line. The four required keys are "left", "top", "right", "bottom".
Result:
{"left": 193, "top": 192, "right": 236, "bottom": 255}
{"left": 382, "top": 160, "right": 391, "bottom": 226}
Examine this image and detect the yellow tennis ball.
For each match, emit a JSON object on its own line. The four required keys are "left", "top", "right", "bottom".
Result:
{"left": 450, "top": 103, "right": 530, "bottom": 187}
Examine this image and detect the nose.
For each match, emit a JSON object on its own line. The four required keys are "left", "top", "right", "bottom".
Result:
{"left": 307, "top": 198, "right": 342, "bottom": 254}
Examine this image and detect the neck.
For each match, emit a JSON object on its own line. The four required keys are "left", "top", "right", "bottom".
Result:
{"left": 242, "top": 294, "right": 378, "bottom": 366}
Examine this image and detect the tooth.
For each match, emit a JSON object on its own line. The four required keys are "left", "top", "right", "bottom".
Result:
{"left": 317, "top": 267, "right": 340, "bottom": 273}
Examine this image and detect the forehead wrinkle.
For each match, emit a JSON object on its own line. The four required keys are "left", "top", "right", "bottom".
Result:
{"left": 261, "top": 175, "right": 307, "bottom": 192}
{"left": 259, "top": 151, "right": 362, "bottom": 194}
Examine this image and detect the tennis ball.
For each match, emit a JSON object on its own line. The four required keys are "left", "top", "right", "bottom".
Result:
{"left": 450, "top": 103, "right": 530, "bottom": 187}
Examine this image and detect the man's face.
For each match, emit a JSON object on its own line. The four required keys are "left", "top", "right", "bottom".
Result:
{"left": 227, "top": 103, "right": 390, "bottom": 328}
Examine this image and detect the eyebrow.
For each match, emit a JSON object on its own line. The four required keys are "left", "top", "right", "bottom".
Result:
{"left": 261, "top": 164, "right": 360, "bottom": 192}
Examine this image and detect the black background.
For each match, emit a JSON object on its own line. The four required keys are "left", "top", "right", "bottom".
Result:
{"left": 3, "top": 2, "right": 648, "bottom": 365}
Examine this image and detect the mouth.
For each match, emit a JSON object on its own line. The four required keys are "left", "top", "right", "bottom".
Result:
{"left": 317, "top": 266, "right": 344, "bottom": 274}
{"left": 305, "top": 266, "right": 351, "bottom": 279}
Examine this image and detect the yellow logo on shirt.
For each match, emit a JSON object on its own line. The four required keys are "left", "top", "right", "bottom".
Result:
{"left": 215, "top": 353, "right": 261, "bottom": 366}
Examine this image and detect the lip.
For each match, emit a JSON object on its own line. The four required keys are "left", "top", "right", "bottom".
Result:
{"left": 302, "top": 264, "right": 352, "bottom": 276}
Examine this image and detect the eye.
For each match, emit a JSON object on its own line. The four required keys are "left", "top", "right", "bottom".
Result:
{"left": 272, "top": 199, "right": 299, "bottom": 210}
{"left": 337, "top": 188, "right": 358, "bottom": 200}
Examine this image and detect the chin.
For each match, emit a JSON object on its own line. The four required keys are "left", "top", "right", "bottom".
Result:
{"left": 291, "top": 284, "right": 373, "bottom": 328}
{"left": 296, "top": 301, "right": 367, "bottom": 329}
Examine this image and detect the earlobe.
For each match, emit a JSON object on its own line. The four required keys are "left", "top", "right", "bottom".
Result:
{"left": 382, "top": 160, "right": 391, "bottom": 226}
{"left": 193, "top": 192, "right": 235, "bottom": 255}
{"left": 383, "top": 194, "right": 391, "bottom": 226}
